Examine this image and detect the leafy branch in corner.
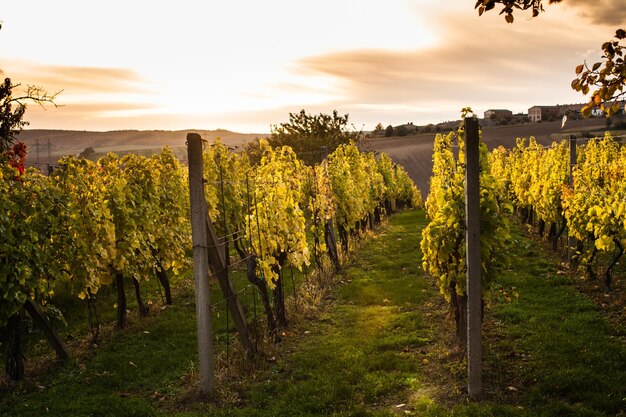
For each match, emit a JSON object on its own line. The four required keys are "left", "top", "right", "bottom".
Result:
{"left": 572, "top": 29, "right": 626, "bottom": 117}
{"left": 473, "top": 1, "right": 625, "bottom": 117}
{"left": 474, "top": 0, "right": 562, "bottom": 23}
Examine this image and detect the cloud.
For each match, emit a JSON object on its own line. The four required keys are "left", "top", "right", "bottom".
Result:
{"left": 3, "top": 61, "right": 151, "bottom": 96}
{"left": 561, "top": 0, "right": 626, "bottom": 26}
{"left": 31, "top": 65, "right": 148, "bottom": 94}
{"left": 292, "top": 12, "right": 606, "bottom": 125}
{"left": 22, "top": 101, "right": 160, "bottom": 128}
{"left": 2, "top": 61, "right": 160, "bottom": 129}
{"left": 8, "top": 4, "right": 619, "bottom": 133}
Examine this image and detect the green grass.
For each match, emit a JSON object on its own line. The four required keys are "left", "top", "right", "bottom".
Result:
{"left": 420, "top": 224, "right": 626, "bottom": 417}
{"left": 482, "top": 228, "right": 626, "bottom": 416}
{"left": 1, "top": 211, "right": 625, "bottom": 416}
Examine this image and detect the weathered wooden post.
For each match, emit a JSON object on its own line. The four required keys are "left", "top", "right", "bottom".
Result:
{"left": 465, "top": 117, "right": 482, "bottom": 398}
{"left": 187, "top": 133, "right": 215, "bottom": 396}
{"left": 568, "top": 135, "right": 577, "bottom": 262}
{"left": 24, "top": 300, "right": 70, "bottom": 361}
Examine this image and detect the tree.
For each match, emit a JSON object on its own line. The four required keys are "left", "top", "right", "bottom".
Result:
{"left": 267, "top": 109, "right": 361, "bottom": 166}
{"left": 385, "top": 125, "right": 394, "bottom": 137}
{"left": 474, "top": 1, "right": 625, "bottom": 117}
{"left": 78, "top": 146, "right": 96, "bottom": 159}
{"left": 374, "top": 122, "right": 384, "bottom": 133}
{"left": 0, "top": 79, "right": 60, "bottom": 154}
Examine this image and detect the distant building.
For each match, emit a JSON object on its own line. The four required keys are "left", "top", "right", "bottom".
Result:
{"left": 484, "top": 109, "right": 513, "bottom": 119}
{"left": 528, "top": 105, "right": 558, "bottom": 122}
{"left": 556, "top": 103, "right": 585, "bottom": 121}
{"left": 529, "top": 104, "right": 585, "bottom": 122}
{"left": 557, "top": 103, "right": 585, "bottom": 115}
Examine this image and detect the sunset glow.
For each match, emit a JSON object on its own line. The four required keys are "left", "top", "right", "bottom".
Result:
{"left": 0, "top": 1, "right": 622, "bottom": 132}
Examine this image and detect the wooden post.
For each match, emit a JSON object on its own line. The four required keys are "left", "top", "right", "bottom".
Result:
{"left": 324, "top": 219, "right": 341, "bottom": 272}
{"left": 569, "top": 135, "right": 577, "bottom": 185}
{"left": 24, "top": 300, "right": 70, "bottom": 361}
{"left": 187, "top": 133, "right": 215, "bottom": 396}
{"left": 568, "top": 135, "right": 577, "bottom": 262}
{"left": 465, "top": 117, "right": 482, "bottom": 398}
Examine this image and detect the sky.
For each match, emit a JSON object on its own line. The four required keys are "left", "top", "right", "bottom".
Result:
{"left": 1, "top": 1, "right": 624, "bottom": 133}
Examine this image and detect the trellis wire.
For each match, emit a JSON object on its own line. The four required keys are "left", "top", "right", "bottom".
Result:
{"left": 204, "top": 158, "right": 326, "bottom": 366}
{"left": 86, "top": 291, "right": 100, "bottom": 342}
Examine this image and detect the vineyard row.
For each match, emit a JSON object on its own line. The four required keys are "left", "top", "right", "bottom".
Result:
{"left": 421, "top": 129, "right": 626, "bottom": 344}
{"left": 1, "top": 139, "right": 422, "bottom": 380}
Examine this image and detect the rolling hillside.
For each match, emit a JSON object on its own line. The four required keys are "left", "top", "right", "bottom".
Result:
{"left": 17, "top": 129, "right": 266, "bottom": 168}
{"left": 16, "top": 119, "right": 611, "bottom": 198}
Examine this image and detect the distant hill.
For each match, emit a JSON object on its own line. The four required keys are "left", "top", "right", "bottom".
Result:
{"left": 17, "top": 129, "right": 267, "bottom": 168}
{"left": 16, "top": 120, "right": 615, "bottom": 197}
{"left": 18, "top": 128, "right": 265, "bottom": 152}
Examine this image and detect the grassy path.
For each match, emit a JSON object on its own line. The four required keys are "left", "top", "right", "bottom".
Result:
{"left": 192, "top": 210, "right": 437, "bottom": 416}
{"left": 2, "top": 210, "right": 626, "bottom": 416}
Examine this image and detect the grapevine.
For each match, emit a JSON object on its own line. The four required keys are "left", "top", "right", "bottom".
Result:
{"left": 421, "top": 125, "right": 510, "bottom": 343}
